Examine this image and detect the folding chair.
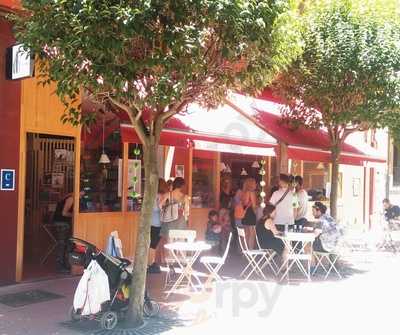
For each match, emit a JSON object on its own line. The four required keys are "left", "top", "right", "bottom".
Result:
{"left": 312, "top": 251, "right": 342, "bottom": 279}
{"left": 41, "top": 223, "right": 59, "bottom": 264}
{"left": 164, "top": 229, "right": 197, "bottom": 288}
{"left": 200, "top": 233, "right": 232, "bottom": 285}
{"left": 255, "top": 233, "right": 278, "bottom": 277}
{"left": 237, "top": 227, "right": 267, "bottom": 280}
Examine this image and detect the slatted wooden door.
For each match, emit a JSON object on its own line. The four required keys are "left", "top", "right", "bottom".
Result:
{"left": 24, "top": 133, "right": 75, "bottom": 263}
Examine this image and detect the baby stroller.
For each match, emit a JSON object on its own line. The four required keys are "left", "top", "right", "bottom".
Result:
{"left": 69, "top": 238, "right": 160, "bottom": 330}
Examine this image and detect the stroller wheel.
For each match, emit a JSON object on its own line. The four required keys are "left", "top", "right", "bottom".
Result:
{"left": 100, "top": 311, "right": 118, "bottom": 330}
{"left": 69, "top": 306, "right": 81, "bottom": 322}
{"left": 143, "top": 300, "right": 160, "bottom": 318}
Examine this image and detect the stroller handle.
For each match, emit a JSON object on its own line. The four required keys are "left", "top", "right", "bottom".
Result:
{"left": 69, "top": 237, "right": 98, "bottom": 251}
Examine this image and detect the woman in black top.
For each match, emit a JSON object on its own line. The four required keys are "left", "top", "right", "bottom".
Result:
{"left": 53, "top": 192, "right": 83, "bottom": 272}
{"left": 220, "top": 176, "right": 234, "bottom": 210}
{"left": 256, "top": 203, "right": 287, "bottom": 258}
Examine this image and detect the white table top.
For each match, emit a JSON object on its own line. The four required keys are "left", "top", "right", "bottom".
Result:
{"left": 164, "top": 241, "right": 211, "bottom": 252}
{"left": 280, "top": 232, "right": 316, "bottom": 242}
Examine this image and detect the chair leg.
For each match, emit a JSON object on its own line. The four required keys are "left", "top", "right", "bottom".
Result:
{"left": 245, "top": 255, "right": 267, "bottom": 280}
{"left": 312, "top": 254, "right": 327, "bottom": 275}
{"left": 240, "top": 262, "right": 252, "bottom": 278}
{"left": 324, "top": 255, "right": 342, "bottom": 279}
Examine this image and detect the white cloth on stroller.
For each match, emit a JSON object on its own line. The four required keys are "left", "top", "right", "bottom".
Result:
{"left": 73, "top": 260, "right": 110, "bottom": 316}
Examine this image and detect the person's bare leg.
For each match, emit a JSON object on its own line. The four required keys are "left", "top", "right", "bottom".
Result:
{"left": 250, "top": 226, "right": 256, "bottom": 250}
{"left": 245, "top": 226, "right": 256, "bottom": 250}
{"left": 304, "top": 243, "right": 316, "bottom": 266}
{"left": 157, "top": 237, "right": 167, "bottom": 264}
{"left": 148, "top": 248, "right": 156, "bottom": 266}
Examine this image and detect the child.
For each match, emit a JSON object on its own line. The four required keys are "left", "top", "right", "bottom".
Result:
{"left": 205, "top": 210, "right": 222, "bottom": 253}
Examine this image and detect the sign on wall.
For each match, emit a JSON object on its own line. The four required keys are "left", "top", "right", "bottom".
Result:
{"left": 1, "top": 169, "right": 15, "bottom": 191}
{"left": 6, "top": 44, "right": 35, "bottom": 80}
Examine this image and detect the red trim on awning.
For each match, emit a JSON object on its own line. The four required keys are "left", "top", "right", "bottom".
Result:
{"left": 287, "top": 147, "right": 385, "bottom": 165}
{"left": 120, "top": 124, "right": 277, "bottom": 150}
{"left": 117, "top": 92, "right": 385, "bottom": 166}
{"left": 0, "top": 0, "right": 21, "bottom": 10}
{"left": 229, "top": 93, "right": 386, "bottom": 165}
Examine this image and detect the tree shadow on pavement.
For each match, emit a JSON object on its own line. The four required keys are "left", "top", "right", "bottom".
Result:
{"left": 60, "top": 306, "right": 191, "bottom": 335}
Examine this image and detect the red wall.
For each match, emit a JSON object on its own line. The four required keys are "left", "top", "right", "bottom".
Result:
{"left": 0, "top": 18, "right": 21, "bottom": 284}
{"left": 171, "top": 148, "right": 190, "bottom": 193}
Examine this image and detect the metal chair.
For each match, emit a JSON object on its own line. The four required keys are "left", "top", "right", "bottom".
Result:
{"left": 255, "top": 233, "right": 278, "bottom": 277}
{"left": 312, "top": 251, "right": 342, "bottom": 279}
{"left": 200, "top": 232, "right": 232, "bottom": 284}
{"left": 237, "top": 227, "right": 267, "bottom": 280}
{"left": 41, "top": 223, "right": 59, "bottom": 264}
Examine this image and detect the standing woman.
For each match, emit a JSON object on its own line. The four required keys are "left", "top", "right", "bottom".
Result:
{"left": 160, "top": 177, "right": 190, "bottom": 238}
{"left": 240, "top": 177, "right": 258, "bottom": 249}
{"left": 220, "top": 176, "right": 234, "bottom": 210}
{"left": 147, "top": 178, "right": 169, "bottom": 273}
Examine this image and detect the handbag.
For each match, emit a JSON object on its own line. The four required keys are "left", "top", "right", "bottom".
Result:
{"left": 161, "top": 192, "right": 180, "bottom": 223}
{"left": 234, "top": 202, "right": 250, "bottom": 220}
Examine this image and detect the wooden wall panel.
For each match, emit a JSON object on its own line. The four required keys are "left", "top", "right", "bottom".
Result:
{"left": 21, "top": 77, "right": 80, "bottom": 137}
{"left": 75, "top": 212, "right": 139, "bottom": 258}
{"left": 16, "top": 75, "right": 81, "bottom": 281}
{"left": 189, "top": 208, "right": 210, "bottom": 240}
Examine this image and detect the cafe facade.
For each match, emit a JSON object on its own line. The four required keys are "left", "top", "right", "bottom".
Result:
{"left": 0, "top": 0, "right": 386, "bottom": 284}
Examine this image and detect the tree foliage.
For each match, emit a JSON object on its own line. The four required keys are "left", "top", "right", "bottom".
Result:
{"left": 12, "top": 0, "right": 303, "bottom": 325}
{"left": 272, "top": 0, "right": 400, "bottom": 217}
{"left": 274, "top": 0, "right": 400, "bottom": 137}
{"left": 14, "top": 0, "right": 302, "bottom": 136}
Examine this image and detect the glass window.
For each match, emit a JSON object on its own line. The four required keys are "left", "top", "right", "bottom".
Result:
{"left": 126, "top": 144, "right": 145, "bottom": 212}
{"left": 80, "top": 122, "right": 122, "bottom": 212}
{"left": 192, "top": 151, "right": 216, "bottom": 208}
{"left": 303, "top": 161, "right": 331, "bottom": 201}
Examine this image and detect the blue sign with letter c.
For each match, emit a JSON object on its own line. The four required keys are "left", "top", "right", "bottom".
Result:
{"left": 1, "top": 169, "right": 15, "bottom": 191}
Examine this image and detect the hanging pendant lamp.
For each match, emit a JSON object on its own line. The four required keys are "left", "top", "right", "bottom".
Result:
{"left": 99, "top": 116, "right": 111, "bottom": 164}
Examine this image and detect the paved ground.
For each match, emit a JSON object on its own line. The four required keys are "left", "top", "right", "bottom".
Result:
{"left": 0, "top": 251, "right": 399, "bottom": 335}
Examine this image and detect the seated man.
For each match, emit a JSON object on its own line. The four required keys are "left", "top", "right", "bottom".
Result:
{"left": 311, "top": 202, "right": 342, "bottom": 253}
{"left": 383, "top": 198, "right": 400, "bottom": 229}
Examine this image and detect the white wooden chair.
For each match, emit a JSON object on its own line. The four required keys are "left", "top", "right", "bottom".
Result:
{"left": 200, "top": 233, "right": 232, "bottom": 285}
{"left": 164, "top": 229, "right": 197, "bottom": 288}
{"left": 237, "top": 227, "right": 267, "bottom": 280}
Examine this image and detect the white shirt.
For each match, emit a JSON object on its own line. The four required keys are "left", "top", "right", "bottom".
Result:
{"left": 270, "top": 188, "right": 295, "bottom": 226}
{"left": 295, "top": 189, "right": 309, "bottom": 220}
{"left": 73, "top": 260, "right": 110, "bottom": 316}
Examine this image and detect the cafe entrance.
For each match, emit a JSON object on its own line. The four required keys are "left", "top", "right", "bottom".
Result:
{"left": 23, "top": 133, "right": 75, "bottom": 279}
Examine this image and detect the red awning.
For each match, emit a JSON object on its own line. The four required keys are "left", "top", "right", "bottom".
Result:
{"left": 120, "top": 103, "right": 278, "bottom": 156}
{"left": 119, "top": 92, "right": 385, "bottom": 166}
{"left": 0, "top": 0, "right": 21, "bottom": 10}
{"left": 228, "top": 93, "right": 386, "bottom": 165}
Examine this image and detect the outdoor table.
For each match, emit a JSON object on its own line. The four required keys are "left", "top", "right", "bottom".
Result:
{"left": 164, "top": 241, "right": 211, "bottom": 295}
{"left": 278, "top": 232, "right": 315, "bottom": 281}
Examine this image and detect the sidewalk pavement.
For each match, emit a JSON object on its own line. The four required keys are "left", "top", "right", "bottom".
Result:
{"left": 0, "top": 276, "right": 80, "bottom": 335}
{"left": 0, "top": 251, "right": 399, "bottom": 335}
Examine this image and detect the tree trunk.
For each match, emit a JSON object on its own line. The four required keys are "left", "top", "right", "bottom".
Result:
{"left": 330, "top": 145, "right": 341, "bottom": 219}
{"left": 126, "top": 139, "right": 159, "bottom": 327}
